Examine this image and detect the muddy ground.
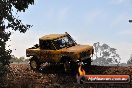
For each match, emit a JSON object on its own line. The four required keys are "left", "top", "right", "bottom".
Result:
{"left": 1, "top": 64, "right": 132, "bottom": 88}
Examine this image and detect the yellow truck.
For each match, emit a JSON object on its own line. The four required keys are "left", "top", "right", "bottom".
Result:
{"left": 26, "top": 32, "right": 94, "bottom": 72}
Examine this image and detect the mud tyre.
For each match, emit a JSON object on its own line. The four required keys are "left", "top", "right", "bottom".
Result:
{"left": 83, "top": 58, "right": 91, "bottom": 71}
{"left": 63, "top": 60, "right": 71, "bottom": 72}
{"left": 63, "top": 60, "right": 77, "bottom": 74}
{"left": 29, "top": 57, "right": 41, "bottom": 71}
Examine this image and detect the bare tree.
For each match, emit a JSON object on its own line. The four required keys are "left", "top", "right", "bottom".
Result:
{"left": 93, "top": 42, "right": 101, "bottom": 58}
{"left": 127, "top": 54, "right": 132, "bottom": 65}
{"left": 92, "top": 42, "right": 121, "bottom": 66}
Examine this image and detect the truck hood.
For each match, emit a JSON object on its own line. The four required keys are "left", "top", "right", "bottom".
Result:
{"left": 61, "top": 44, "right": 93, "bottom": 53}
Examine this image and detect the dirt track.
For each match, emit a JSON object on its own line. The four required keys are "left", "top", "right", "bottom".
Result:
{"left": 1, "top": 64, "right": 132, "bottom": 88}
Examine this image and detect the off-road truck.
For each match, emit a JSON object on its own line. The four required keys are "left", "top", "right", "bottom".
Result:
{"left": 26, "top": 32, "right": 94, "bottom": 72}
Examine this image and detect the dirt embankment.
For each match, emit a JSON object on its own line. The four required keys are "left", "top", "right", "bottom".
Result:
{"left": 0, "top": 64, "right": 132, "bottom": 88}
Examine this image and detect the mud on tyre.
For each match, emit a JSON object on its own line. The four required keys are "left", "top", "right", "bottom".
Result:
{"left": 29, "top": 56, "right": 41, "bottom": 71}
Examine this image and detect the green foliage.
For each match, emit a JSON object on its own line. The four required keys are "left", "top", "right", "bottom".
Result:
{"left": 0, "top": 0, "right": 34, "bottom": 76}
{"left": 0, "top": 0, "right": 34, "bottom": 33}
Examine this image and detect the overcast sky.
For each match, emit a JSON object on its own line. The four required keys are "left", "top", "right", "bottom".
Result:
{"left": 8, "top": 0, "right": 132, "bottom": 63}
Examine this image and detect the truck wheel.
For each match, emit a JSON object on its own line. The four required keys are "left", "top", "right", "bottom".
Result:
{"left": 63, "top": 61, "right": 77, "bottom": 74}
{"left": 63, "top": 60, "right": 71, "bottom": 72}
{"left": 30, "top": 57, "right": 41, "bottom": 71}
{"left": 70, "top": 61, "right": 78, "bottom": 75}
{"left": 84, "top": 58, "right": 91, "bottom": 67}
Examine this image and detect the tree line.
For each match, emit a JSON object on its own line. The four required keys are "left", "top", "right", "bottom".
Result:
{"left": 92, "top": 42, "right": 132, "bottom": 66}
{"left": 10, "top": 55, "right": 29, "bottom": 64}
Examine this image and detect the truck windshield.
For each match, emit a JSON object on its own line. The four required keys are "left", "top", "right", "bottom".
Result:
{"left": 52, "top": 36, "right": 76, "bottom": 49}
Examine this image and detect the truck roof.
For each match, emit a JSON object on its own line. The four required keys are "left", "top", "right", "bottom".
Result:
{"left": 39, "top": 34, "right": 66, "bottom": 40}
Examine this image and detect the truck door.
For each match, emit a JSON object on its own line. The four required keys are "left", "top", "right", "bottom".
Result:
{"left": 40, "top": 40, "right": 57, "bottom": 63}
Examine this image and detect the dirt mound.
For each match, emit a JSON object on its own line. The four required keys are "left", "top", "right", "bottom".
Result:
{"left": 0, "top": 64, "right": 132, "bottom": 88}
